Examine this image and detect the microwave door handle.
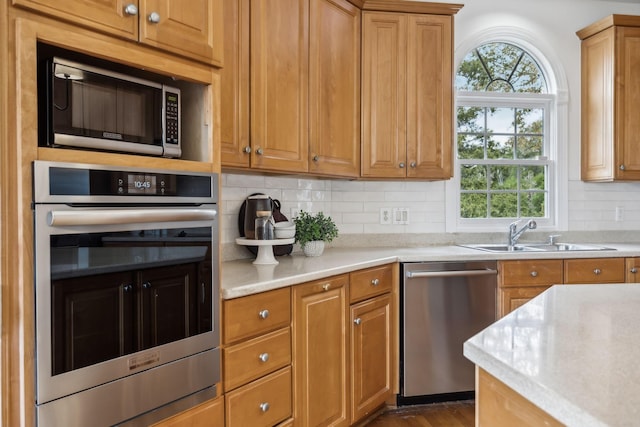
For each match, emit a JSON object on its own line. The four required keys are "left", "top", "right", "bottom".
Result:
{"left": 47, "top": 208, "right": 217, "bottom": 226}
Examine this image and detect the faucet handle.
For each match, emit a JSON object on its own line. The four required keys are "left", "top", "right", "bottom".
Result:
{"left": 548, "top": 234, "right": 561, "bottom": 245}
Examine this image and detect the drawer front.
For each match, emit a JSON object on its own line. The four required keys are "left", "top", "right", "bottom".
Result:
{"left": 225, "top": 366, "right": 292, "bottom": 427}
{"left": 564, "top": 258, "right": 625, "bottom": 284}
{"left": 499, "top": 260, "right": 563, "bottom": 287}
{"left": 224, "top": 327, "right": 291, "bottom": 391}
{"left": 224, "top": 287, "right": 291, "bottom": 344}
{"left": 350, "top": 264, "right": 393, "bottom": 303}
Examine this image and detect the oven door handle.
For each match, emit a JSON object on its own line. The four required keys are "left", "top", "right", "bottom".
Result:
{"left": 48, "top": 208, "right": 217, "bottom": 226}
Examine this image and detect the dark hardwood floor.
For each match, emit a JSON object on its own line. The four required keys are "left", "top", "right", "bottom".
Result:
{"left": 365, "top": 401, "right": 475, "bottom": 427}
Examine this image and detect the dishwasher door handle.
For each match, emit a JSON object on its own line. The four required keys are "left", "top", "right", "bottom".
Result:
{"left": 406, "top": 268, "right": 498, "bottom": 279}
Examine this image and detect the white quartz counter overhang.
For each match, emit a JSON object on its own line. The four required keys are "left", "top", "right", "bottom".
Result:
{"left": 464, "top": 284, "right": 640, "bottom": 427}
{"left": 221, "top": 243, "right": 640, "bottom": 299}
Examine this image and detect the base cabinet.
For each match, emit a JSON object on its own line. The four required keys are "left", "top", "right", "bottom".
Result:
{"left": 293, "top": 274, "right": 350, "bottom": 427}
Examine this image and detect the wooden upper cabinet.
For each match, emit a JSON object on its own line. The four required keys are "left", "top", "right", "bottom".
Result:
{"left": 249, "top": 0, "right": 309, "bottom": 173}
{"left": 362, "top": 8, "right": 455, "bottom": 179}
{"left": 220, "top": 0, "right": 250, "bottom": 167}
{"left": 578, "top": 15, "right": 640, "bottom": 181}
{"left": 308, "top": 0, "right": 361, "bottom": 178}
{"left": 12, "top": 0, "right": 223, "bottom": 66}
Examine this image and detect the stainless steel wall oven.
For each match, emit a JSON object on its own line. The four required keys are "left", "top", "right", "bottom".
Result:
{"left": 33, "top": 161, "right": 220, "bottom": 426}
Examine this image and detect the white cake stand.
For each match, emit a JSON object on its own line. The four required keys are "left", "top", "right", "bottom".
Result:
{"left": 236, "top": 237, "right": 295, "bottom": 265}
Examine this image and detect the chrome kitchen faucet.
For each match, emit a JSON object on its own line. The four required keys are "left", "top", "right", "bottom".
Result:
{"left": 508, "top": 219, "right": 537, "bottom": 249}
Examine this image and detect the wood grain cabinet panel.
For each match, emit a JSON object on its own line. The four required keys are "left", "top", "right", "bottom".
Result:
{"left": 223, "top": 287, "right": 291, "bottom": 344}
{"left": 578, "top": 15, "right": 640, "bottom": 181}
{"left": 626, "top": 257, "right": 640, "bottom": 283}
{"left": 497, "top": 260, "right": 562, "bottom": 317}
{"left": 225, "top": 367, "right": 292, "bottom": 427}
{"left": 293, "top": 274, "right": 349, "bottom": 427}
{"left": 12, "top": 0, "right": 223, "bottom": 65}
{"left": 563, "top": 257, "right": 625, "bottom": 284}
{"left": 350, "top": 264, "right": 393, "bottom": 303}
{"left": 361, "top": 10, "right": 454, "bottom": 179}
{"left": 308, "top": 0, "right": 361, "bottom": 177}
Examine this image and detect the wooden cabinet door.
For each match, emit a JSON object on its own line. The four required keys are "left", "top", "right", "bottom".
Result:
{"left": 221, "top": 0, "right": 251, "bottom": 167}
{"left": 151, "top": 396, "right": 224, "bottom": 427}
{"left": 12, "top": 0, "right": 138, "bottom": 40}
{"left": 615, "top": 26, "right": 640, "bottom": 179}
{"left": 138, "top": 263, "right": 198, "bottom": 348}
{"left": 350, "top": 294, "right": 393, "bottom": 423}
{"left": 626, "top": 257, "right": 640, "bottom": 283}
{"left": 499, "top": 286, "right": 551, "bottom": 317}
{"left": 139, "top": 0, "right": 222, "bottom": 65}
{"left": 308, "top": 0, "right": 360, "bottom": 178}
{"left": 250, "top": 0, "right": 309, "bottom": 173}
{"left": 580, "top": 26, "right": 615, "bottom": 181}
{"left": 52, "top": 271, "right": 136, "bottom": 374}
{"left": 293, "top": 275, "right": 349, "bottom": 427}
{"left": 406, "top": 14, "right": 453, "bottom": 179}
{"left": 361, "top": 11, "right": 407, "bottom": 178}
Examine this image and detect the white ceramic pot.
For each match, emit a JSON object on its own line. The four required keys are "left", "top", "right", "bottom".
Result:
{"left": 302, "top": 240, "right": 325, "bottom": 257}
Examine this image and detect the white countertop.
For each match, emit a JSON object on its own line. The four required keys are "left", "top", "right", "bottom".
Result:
{"left": 221, "top": 243, "right": 640, "bottom": 299}
{"left": 464, "top": 284, "right": 640, "bottom": 426}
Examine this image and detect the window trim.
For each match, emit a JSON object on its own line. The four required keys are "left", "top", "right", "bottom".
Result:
{"left": 446, "top": 27, "right": 569, "bottom": 233}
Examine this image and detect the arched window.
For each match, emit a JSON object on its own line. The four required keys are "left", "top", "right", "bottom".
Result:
{"left": 452, "top": 41, "right": 558, "bottom": 228}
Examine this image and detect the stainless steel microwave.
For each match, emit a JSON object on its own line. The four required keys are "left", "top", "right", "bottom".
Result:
{"left": 40, "top": 57, "right": 181, "bottom": 158}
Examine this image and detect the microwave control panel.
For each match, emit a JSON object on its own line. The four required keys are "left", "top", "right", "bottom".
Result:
{"left": 165, "top": 91, "right": 180, "bottom": 145}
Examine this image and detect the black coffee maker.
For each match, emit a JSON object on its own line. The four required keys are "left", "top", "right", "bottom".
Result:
{"left": 242, "top": 194, "right": 273, "bottom": 239}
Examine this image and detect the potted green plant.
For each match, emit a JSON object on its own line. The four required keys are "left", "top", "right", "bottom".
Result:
{"left": 293, "top": 211, "right": 338, "bottom": 257}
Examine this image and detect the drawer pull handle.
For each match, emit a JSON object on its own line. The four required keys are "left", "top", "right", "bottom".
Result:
{"left": 258, "top": 309, "right": 270, "bottom": 319}
{"left": 322, "top": 283, "right": 330, "bottom": 291}
{"left": 594, "top": 268, "right": 602, "bottom": 275}
{"left": 530, "top": 271, "right": 538, "bottom": 277}
{"left": 260, "top": 402, "right": 270, "bottom": 413}
{"left": 354, "top": 318, "right": 362, "bottom": 325}
{"left": 631, "top": 268, "right": 638, "bottom": 274}
{"left": 258, "top": 353, "right": 269, "bottom": 363}
{"left": 371, "top": 278, "right": 380, "bottom": 286}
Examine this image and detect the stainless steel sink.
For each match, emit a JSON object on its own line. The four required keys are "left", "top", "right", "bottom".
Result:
{"left": 461, "top": 243, "right": 616, "bottom": 253}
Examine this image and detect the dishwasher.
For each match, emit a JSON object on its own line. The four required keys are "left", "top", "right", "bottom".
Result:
{"left": 399, "top": 261, "right": 497, "bottom": 404}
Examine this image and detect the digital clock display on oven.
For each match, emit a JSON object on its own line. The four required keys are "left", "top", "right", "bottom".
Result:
{"left": 127, "top": 174, "right": 157, "bottom": 194}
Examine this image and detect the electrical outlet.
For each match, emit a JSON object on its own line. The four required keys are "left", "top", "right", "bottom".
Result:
{"left": 392, "top": 208, "right": 409, "bottom": 225}
{"left": 615, "top": 206, "right": 624, "bottom": 222}
{"left": 380, "top": 208, "right": 392, "bottom": 225}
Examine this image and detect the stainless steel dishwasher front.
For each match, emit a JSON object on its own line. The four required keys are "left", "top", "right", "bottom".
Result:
{"left": 399, "top": 261, "right": 497, "bottom": 402}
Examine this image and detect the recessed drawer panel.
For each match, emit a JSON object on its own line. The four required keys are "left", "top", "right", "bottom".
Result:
{"left": 350, "top": 264, "right": 393, "bottom": 303}
{"left": 223, "top": 287, "right": 291, "bottom": 344}
{"left": 225, "top": 366, "right": 292, "bottom": 427}
{"left": 224, "top": 327, "right": 291, "bottom": 391}
{"left": 499, "top": 260, "right": 563, "bottom": 287}
{"left": 564, "top": 258, "right": 625, "bottom": 284}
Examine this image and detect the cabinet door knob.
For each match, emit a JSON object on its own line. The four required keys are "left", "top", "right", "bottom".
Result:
{"left": 258, "top": 309, "right": 270, "bottom": 319}
{"left": 399, "top": 162, "right": 406, "bottom": 168}
{"left": 243, "top": 146, "right": 251, "bottom": 154}
{"left": 371, "top": 278, "right": 380, "bottom": 286}
{"left": 259, "top": 402, "right": 270, "bottom": 412}
{"left": 620, "top": 164, "right": 626, "bottom": 171}
{"left": 594, "top": 268, "right": 601, "bottom": 275}
{"left": 312, "top": 155, "right": 319, "bottom": 162}
{"left": 354, "top": 318, "right": 362, "bottom": 325}
{"left": 410, "top": 161, "right": 417, "bottom": 168}
{"left": 124, "top": 4, "right": 138, "bottom": 16}
{"left": 530, "top": 271, "right": 538, "bottom": 277}
{"left": 255, "top": 147, "right": 264, "bottom": 155}
{"left": 142, "top": 281, "right": 152, "bottom": 289}
{"left": 631, "top": 268, "right": 638, "bottom": 274}
{"left": 322, "top": 283, "right": 330, "bottom": 291}
{"left": 123, "top": 284, "right": 134, "bottom": 292}
{"left": 148, "top": 11, "right": 161, "bottom": 23}
{"left": 258, "top": 353, "right": 269, "bottom": 363}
